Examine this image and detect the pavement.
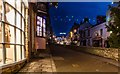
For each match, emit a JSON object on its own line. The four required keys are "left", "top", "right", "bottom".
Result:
{"left": 18, "top": 47, "right": 56, "bottom": 73}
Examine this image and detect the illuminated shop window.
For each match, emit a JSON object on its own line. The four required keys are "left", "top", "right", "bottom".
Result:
{"left": 0, "top": 0, "right": 27, "bottom": 65}
{"left": 37, "top": 16, "right": 42, "bottom": 36}
{"left": 37, "top": 16, "right": 46, "bottom": 37}
{"left": 43, "top": 18, "right": 46, "bottom": 37}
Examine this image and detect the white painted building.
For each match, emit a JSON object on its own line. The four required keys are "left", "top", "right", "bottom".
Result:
{"left": 79, "top": 22, "right": 110, "bottom": 47}
{"left": 89, "top": 22, "right": 110, "bottom": 47}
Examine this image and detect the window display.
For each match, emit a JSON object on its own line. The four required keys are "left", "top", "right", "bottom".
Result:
{"left": 36, "top": 16, "right": 46, "bottom": 37}
{"left": 0, "top": 0, "right": 27, "bottom": 65}
{"left": 37, "top": 16, "right": 42, "bottom": 36}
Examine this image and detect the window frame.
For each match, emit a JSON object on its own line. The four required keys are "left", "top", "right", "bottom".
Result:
{"left": 0, "top": 1, "right": 26, "bottom": 65}
{"left": 36, "top": 16, "right": 46, "bottom": 38}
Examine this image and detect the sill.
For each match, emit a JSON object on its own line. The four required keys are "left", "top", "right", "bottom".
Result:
{"left": 0, "top": 58, "right": 26, "bottom": 69}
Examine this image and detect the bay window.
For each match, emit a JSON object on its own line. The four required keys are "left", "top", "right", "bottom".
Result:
{"left": 0, "top": 0, "right": 27, "bottom": 66}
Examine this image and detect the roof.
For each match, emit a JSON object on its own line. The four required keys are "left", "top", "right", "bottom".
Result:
{"left": 79, "top": 22, "right": 92, "bottom": 30}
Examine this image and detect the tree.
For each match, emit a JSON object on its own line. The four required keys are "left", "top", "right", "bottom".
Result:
{"left": 106, "top": 2, "right": 120, "bottom": 48}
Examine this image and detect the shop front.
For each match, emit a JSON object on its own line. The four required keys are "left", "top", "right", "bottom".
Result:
{"left": 0, "top": 0, "right": 28, "bottom": 72}
{"left": 35, "top": 3, "right": 48, "bottom": 50}
{"left": 92, "top": 36, "right": 102, "bottom": 47}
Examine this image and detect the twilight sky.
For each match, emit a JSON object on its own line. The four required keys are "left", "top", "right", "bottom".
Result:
{"left": 49, "top": 2, "right": 112, "bottom": 36}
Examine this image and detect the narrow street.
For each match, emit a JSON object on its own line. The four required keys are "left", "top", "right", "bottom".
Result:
{"left": 50, "top": 45, "right": 118, "bottom": 72}
{"left": 0, "top": 1, "right": 120, "bottom": 73}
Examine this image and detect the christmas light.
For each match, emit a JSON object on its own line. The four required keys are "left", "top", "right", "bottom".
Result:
{"left": 110, "top": 31, "right": 113, "bottom": 34}
{"left": 72, "top": 16, "right": 74, "bottom": 18}
{"left": 76, "top": 19, "right": 78, "bottom": 21}
{"left": 69, "top": 19, "right": 71, "bottom": 21}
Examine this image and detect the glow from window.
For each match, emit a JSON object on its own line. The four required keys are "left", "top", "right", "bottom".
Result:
{"left": 37, "top": 16, "right": 46, "bottom": 37}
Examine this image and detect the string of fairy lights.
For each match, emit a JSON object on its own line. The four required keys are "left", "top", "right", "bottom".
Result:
{"left": 53, "top": 15, "right": 96, "bottom": 24}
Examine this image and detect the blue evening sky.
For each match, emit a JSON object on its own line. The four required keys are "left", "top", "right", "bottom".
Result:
{"left": 49, "top": 2, "right": 112, "bottom": 36}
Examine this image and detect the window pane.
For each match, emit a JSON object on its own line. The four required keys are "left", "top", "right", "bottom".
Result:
{"left": 16, "top": 0, "right": 21, "bottom": 13}
{"left": 43, "top": 28, "right": 45, "bottom": 33}
{"left": 37, "top": 32, "right": 39, "bottom": 36}
{"left": 22, "top": 4, "right": 24, "bottom": 17}
{"left": 40, "top": 17, "right": 42, "bottom": 27}
{"left": 16, "top": 29, "right": 20, "bottom": 44}
{"left": 5, "top": 4, "right": 15, "bottom": 26}
{"left": 40, "top": 27, "right": 42, "bottom": 31}
{"left": 43, "top": 19, "right": 46, "bottom": 37}
{"left": 22, "top": 18, "right": 24, "bottom": 31}
{"left": 6, "top": 44, "right": 14, "bottom": 64}
{"left": 16, "top": 45, "right": 21, "bottom": 61}
{"left": 37, "top": 26, "right": 40, "bottom": 32}
{"left": 5, "top": 0, "right": 15, "bottom": 8}
{"left": 37, "top": 16, "right": 42, "bottom": 27}
{"left": 43, "top": 19, "right": 45, "bottom": 28}
{"left": 0, "top": 44, "right": 2, "bottom": 65}
{"left": 43, "top": 33, "right": 46, "bottom": 37}
{"left": 37, "top": 21, "right": 40, "bottom": 25}
{"left": 5, "top": 24, "right": 13, "bottom": 44}
{"left": 40, "top": 32, "right": 42, "bottom": 36}
{"left": 9, "top": 25, "right": 15, "bottom": 43}
{"left": 22, "top": 32, "right": 24, "bottom": 45}
{"left": 16, "top": 12, "right": 21, "bottom": 29}
{"left": 22, "top": 46, "right": 25, "bottom": 59}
